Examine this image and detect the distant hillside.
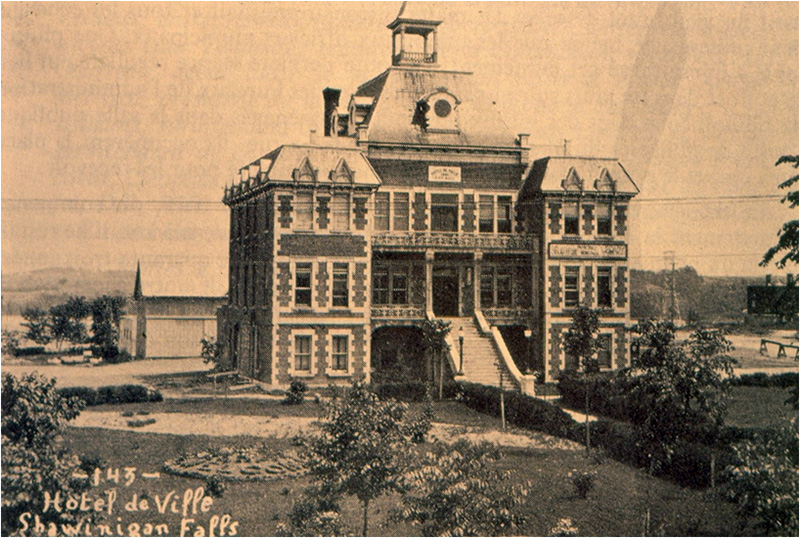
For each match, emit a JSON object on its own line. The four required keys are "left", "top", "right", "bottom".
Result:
{"left": 630, "top": 267, "right": 761, "bottom": 323}
{"left": 1, "top": 267, "right": 135, "bottom": 314}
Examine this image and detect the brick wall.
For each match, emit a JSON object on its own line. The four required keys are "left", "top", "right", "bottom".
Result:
{"left": 462, "top": 194, "right": 476, "bottom": 233}
{"left": 314, "top": 326, "right": 328, "bottom": 376}
{"left": 278, "top": 195, "right": 293, "bottom": 228}
{"left": 582, "top": 204, "right": 594, "bottom": 236}
{"left": 315, "top": 262, "right": 329, "bottom": 308}
{"left": 278, "top": 234, "right": 367, "bottom": 257}
{"left": 548, "top": 202, "right": 561, "bottom": 235}
{"left": 583, "top": 265, "right": 594, "bottom": 306}
{"left": 412, "top": 193, "right": 427, "bottom": 231}
{"left": 353, "top": 197, "right": 368, "bottom": 231}
{"left": 276, "top": 263, "right": 292, "bottom": 307}
{"left": 353, "top": 263, "right": 368, "bottom": 307}
{"left": 614, "top": 326, "right": 627, "bottom": 368}
{"left": 614, "top": 204, "right": 627, "bottom": 236}
{"left": 548, "top": 265, "right": 561, "bottom": 308}
{"left": 548, "top": 324, "right": 563, "bottom": 381}
{"left": 316, "top": 195, "right": 330, "bottom": 230}
{"left": 615, "top": 266, "right": 628, "bottom": 308}
{"left": 275, "top": 326, "right": 292, "bottom": 385}
{"left": 352, "top": 325, "right": 367, "bottom": 378}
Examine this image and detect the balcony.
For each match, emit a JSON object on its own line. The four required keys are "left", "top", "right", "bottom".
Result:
{"left": 371, "top": 305, "right": 426, "bottom": 322}
{"left": 393, "top": 51, "right": 437, "bottom": 66}
{"left": 371, "top": 232, "right": 536, "bottom": 253}
{"left": 481, "top": 307, "right": 534, "bottom": 323}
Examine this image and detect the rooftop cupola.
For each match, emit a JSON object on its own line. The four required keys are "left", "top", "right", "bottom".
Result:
{"left": 387, "top": 2, "right": 442, "bottom": 67}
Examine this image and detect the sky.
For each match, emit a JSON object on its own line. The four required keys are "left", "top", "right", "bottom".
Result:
{"left": 2, "top": 1, "right": 798, "bottom": 277}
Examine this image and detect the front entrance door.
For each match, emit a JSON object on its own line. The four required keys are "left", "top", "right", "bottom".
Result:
{"left": 433, "top": 267, "right": 459, "bottom": 317}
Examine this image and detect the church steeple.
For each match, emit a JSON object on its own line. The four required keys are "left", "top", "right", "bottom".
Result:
{"left": 387, "top": 2, "right": 442, "bottom": 67}
{"left": 133, "top": 261, "right": 143, "bottom": 300}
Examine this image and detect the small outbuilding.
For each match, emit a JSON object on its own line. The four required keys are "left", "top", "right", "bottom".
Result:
{"left": 120, "top": 262, "right": 227, "bottom": 359}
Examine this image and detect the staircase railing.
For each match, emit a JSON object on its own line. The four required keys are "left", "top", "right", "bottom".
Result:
{"left": 476, "top": 309, "right": 537, "bottom": 396}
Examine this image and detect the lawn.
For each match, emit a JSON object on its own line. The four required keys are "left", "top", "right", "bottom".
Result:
{"left": 61, "top": 396, "right": 746, "bottom": 537}
{"left": 726, "top": 385, "right": 798, "bottom": 429}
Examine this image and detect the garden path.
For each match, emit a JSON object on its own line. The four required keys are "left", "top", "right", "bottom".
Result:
{"left": 70, "top": 411, "right": 583, "bottom": 451}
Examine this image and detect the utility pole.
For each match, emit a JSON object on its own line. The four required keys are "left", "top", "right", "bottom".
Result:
{"left": 663, "top": 250, "right": 680, "bottom": 323}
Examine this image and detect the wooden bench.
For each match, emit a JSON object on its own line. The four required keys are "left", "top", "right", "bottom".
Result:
{"left": 760, "top": 339, "right": 799, "bottom": 359}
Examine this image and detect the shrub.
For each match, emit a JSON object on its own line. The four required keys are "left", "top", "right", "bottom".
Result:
{"left": 569, "top": 469, "right": 597, "bottom": 499}
{"left": 126, "top": 418, "right": 156, "bottom": 428}
{"left": 1, "top": 373, "right": 87, "bottom": 535}
{"left": 458, "top": 382, "right": 576, "bottom": 438}
{"left": 103, "top": 349, "right": 133, "bottom": 364}
{"left": 729, "top": 372, "right": 798, "bottom": 388}
{"left": 283, "top": 380, "right": 308, "bottom": 405}
{"left": 557, "top": 371, "right": 630, "bottom": 421}
{"left": 58, "top": 385, "right": 162, "bottom": 406}
{"left": 396, "top": 440, "right": 530, "bottom": 536}
{"left": 13, "top": 346, "right": 46, "bottom": 357}
{"left": 79, "top": 453, "right": 107, "bottom": 475}
{"left": 58, "top": 386, "right": 100, "bottom": 406}
{"left": 374, "top": 381, "right": 460, "bottom": 402}
{"left": 205, "top": 475, "right": 226, "bottom": 498}
{"left": 1, "top": 329, "right": 21, "bottom": 357}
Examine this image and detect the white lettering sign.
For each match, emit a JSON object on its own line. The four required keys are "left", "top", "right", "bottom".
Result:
{"left": 549, "top": 242, "right": 627, "bottom": 260}
{"left": 428, "top": 166, "right": 461, "bottom": 183}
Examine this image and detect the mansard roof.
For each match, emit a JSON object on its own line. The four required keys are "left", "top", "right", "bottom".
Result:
{"left": 352, "top": 67, "right": 518, "bottom": 148}
{"left": 520, "top": 156, "right": 640, "bottom": 199}
{"left": 225, "top": 145, "right": 381, "bottom": 203}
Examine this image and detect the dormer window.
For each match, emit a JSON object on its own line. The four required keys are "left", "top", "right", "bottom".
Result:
{"left": 420, "top": 90, "right": 459, "bottom": 133}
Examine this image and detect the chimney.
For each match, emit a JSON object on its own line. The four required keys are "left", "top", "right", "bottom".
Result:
{"left": 765, "top": 274, "right": 772, "bottom": 286}
{"left": 787, "top": 273, "right": 795, "bottom": 287}
{"left": 323, "top": 88, "right": 341, "bottom": 136}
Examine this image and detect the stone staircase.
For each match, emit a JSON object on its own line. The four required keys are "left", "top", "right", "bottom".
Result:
{"left": 440, "top": 317, "right": 510, "bottom": 388}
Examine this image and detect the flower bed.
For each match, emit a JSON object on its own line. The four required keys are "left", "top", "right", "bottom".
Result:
{"left": 164, "top": 443, "right": 305, "bottom": 482}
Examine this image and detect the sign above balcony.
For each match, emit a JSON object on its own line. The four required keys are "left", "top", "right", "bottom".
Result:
{"left": 428, "top": 165, "right": 461, "bottom": 183}
{"left": 548, "top": 242, "right": 627, "bottom": 260}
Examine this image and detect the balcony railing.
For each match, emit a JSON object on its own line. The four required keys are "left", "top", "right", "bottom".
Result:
{"left": 371, "top": 305, "right": 426, "bottom": 320}
{"left": 481, "top": 307, "right": 534, "bottom": 322}
{"left": 393, "top": 51, "right": 437, "bottom": 65}
{"left": 372, "top": 232, "right": 536, "bottom": 252}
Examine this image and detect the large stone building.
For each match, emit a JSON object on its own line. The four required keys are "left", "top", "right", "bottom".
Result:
{"left": 217, "top": 4, "right": 638, "bottom": 393}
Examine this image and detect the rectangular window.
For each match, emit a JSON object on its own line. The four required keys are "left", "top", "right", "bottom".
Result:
{"left": 564, "top": 266, "right": 580, "bottom": 307}
{"left": 332, "top": 193, "right": 350, "bottom": 231}
{"left": 294, "top": 335, "right": 312, "bottom": 372}
{"left": 295, "top": 192, "right": 313, "bottom": 230}
{"left": 479, "top": 195, "right": 494, "bottom": 233}
{"left": 332, "top": 263, "right": 349, "bottom": 307}
{"left": 393, "top": 192, "right": 410, "bottom": 231}
{"left": 597, "top": 203, "right": 612, "bottom": 236}
{"left": 373, "top": 267, "right": 389, "bottom": 305}
{"left": 331, "top": 335, "right": 349, "bottom": 371}
{"left": 497, "top": 196, "right": 513, "bottom": 233}
{"left": 597, "top": 334, "right": 612, "bottom": 369}
{"left": 564, "top": 202, "right": 579, "bottom": 235}
{"left": 496, "top": 267, "right": 512, "bottom": 306}
{"left": 597, "top": 267, "right": 612, "bottom": 308}
{"left": 295, "top": 263, "right": 312, "bottom": 307}
{"left": 480, "top": 267, "right": 494, "bottom": 307}
{"left": 431, "top": 194, "right": 459, "bottom": 232}
{"left": 391, "top": 267, "right": 409, "bottom": 305}
{"left": 374, "top": 192, "right": 389, "bottom": 231}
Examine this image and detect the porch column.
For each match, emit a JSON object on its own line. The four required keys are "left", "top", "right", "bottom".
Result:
{"left": 425, "top": 250, "right": 434, "bottom": 314}
{"left": 473, "top": 251, "right": 483, "bottom": 311}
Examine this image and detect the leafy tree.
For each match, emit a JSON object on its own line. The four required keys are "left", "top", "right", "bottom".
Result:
{"left": 89, "top": 295, "right": 126, "bottom": 360}
{"left": 1, "top": 373, "right": 87, "bottom": 535}
{"left": 200, "top": 336, "right": 230, "bottom": 371}
{"left": 397, "top": 440, "right": 530, "bottom": 536}
{"left": 626, "top": 321, "right": 735, "bottom": 471}
{"left": 20, "top": 306, "right": 51, "bottom": 346}
{"left": 302, "top": 381, "right": 418, "bottom": 536}
{"left": 48, "top": 296, "right": 90, "bottom": 352}
{"left": 761, "top": 155, "right": 799, "bottom": 269}
{"left": 562, "top": 306, "right": 601, "bottom": 451}
{"left": 2, "top": 329, "right": 22, "bottom": 357}
{"left": 724, "top": 420, "right": 798, "bottom": 536}
{"left": 419, "top": 318, "right": 451, "bottom": 398}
